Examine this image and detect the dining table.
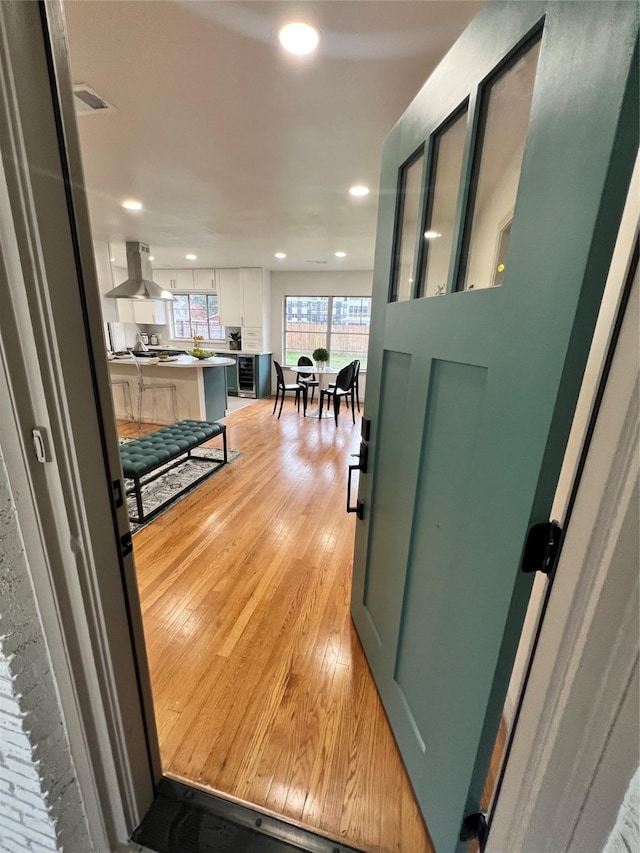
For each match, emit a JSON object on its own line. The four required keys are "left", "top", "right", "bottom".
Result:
{"left": 284, "top": 364, "right": 339, "bottom": 418}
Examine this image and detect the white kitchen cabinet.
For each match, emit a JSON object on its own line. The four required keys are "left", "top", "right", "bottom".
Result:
{"left": 241, "top": 327, "right": 263, "bottom": 352}
{"left": 217, "top": 267, "right": 270, "bottom": 350}
{"left": 240, "top": 268, "right": 265, "bottom": 327}
{"left": 152, "top": 268, "right": 195, "bottom": 290}
{"left": 117, "top": 299, "right": 135, "bottom": 323}
{"left": 152, "top": 269, "right": 173, "bottom": 290}
{"left": 116, "top": 298, "right": 166, "bottom": 325}
{"left": 132, "top": 300, "right": 166, "bottom": 325}
{"left": 194, "top": 269, "right": 217, "bottom": 291}
{"left": 216, "top": 268, "right": 242, "bottom": 325}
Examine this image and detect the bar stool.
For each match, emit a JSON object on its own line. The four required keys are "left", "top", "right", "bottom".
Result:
{"left": 110, "top": 378, "right": 134, "bottom": 422}
{"left": 128, "top": 351, "right": 179, "bottom": 429}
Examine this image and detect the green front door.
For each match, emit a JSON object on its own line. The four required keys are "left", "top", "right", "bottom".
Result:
{"left": 350, "top": 3, "right": 638, "bottom": 851}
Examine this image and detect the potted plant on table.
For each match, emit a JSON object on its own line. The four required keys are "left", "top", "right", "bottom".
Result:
{"left": 312, "top": 347, "right": 329, "bottom": 369}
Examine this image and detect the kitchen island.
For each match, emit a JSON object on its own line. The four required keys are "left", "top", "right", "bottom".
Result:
{"left": 108, "top": 355, "right": 235, "bottom": 424}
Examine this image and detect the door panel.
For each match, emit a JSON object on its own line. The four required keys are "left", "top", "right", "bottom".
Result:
{"left": 351, "top": 2, "right": 638, "bottom": 851}
{"left": 363, "top": 349, "right": 413, "bottom": 642}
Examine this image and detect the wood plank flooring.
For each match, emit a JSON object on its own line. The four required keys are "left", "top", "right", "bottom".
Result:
{"left": 123, "top": 400, "right": 434, "bottom": 853}
{"left": 122, "top": 400, "right": 507, "bottom": 852}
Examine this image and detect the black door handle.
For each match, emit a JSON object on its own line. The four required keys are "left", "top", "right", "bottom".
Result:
{"left": 346, "top": 439, "right": 368, "bottom": 517}
{"left": 346, "top": 463, "right": 364, "bottom": 518}
{"left": 350, "top": 441, "right": 368, "bottom": 473}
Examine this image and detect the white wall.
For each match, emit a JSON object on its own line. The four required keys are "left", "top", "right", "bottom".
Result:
{"left": 269, "top": 270, "right": 373, "bottom": 395}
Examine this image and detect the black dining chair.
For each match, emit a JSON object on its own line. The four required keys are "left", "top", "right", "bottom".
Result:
{"left": 273, "top": 360, "right": 308, "bottom": 419}
{"left": 319, "top": 362, "right": 356, "bottom": 426}
{"left": 351, "top": 359, "right": 361, "bottom": 412}
{"left": 296, "top": 356, "right": 319, "bottom": 403}
{"left": 328, "top": 359, "right": 361, "bottom": 412}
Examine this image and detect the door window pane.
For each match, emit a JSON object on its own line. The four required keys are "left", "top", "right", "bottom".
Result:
{"left": 391, "top": 151, "right": 424, "bottom": 302}
{"left": 458, "top": 38, "right": 541, "bottom": 291}
{"left": 420, "top": 108, "right": 468, "bottom": 297}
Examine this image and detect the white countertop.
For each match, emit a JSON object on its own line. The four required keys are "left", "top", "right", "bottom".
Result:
{"left": 223, "top": 350, "right": 272, "bottom": 356}
{"left": 156, "top": 346, "right": 271, "bottom": 356}
{"left": 108, "top": 355, "right": 235, "bottom": 368}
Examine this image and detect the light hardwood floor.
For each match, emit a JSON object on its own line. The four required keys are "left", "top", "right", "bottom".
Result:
{"left": 123, "top": 399, "right": 507, "bottom": 851}
{"left": 123, "top": 399, "right": 434, "bottom": 853}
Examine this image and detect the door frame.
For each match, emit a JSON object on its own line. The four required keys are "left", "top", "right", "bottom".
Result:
{"left": 0, "top": 1, "right": 158, "bottom": 847}
{"left": 0, "top": 1, "right": 636, "bottom": 850}
{"left": 486, "top": 154, "right": 639, "bottom": 851}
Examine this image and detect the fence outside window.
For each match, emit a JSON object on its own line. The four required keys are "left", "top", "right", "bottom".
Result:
{"left": 285, "top": 296, "right": 371, "bottom": 369}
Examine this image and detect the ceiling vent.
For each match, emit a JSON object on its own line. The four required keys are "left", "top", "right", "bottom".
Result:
{"left": 73, "top": 84, "right": 115, "bottom": 115}
{"left": 306, "top": 260, "right": 328, "bottom": 265}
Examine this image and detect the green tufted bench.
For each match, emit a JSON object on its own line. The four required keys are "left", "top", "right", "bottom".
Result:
{"left": 120, "top": 419, "right": 227, "bottom": 523}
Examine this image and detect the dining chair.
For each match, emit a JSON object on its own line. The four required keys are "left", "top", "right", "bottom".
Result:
{"left": 296, "top": 355, "right": 319, "bottom": 403}
{"left": 128, "top": 350, "right": 179, "bottom": 431}
{"left": 328, "top": 359, "right": 361, "bottom": 411}
{"left": 273, "top": 360, "right": 308, "bottom": 419}
{"left": 352, "top": 359, "right": 361, "bottom": 412}
{"left": 319, "top": 362, "right": 356, "bottom": 426}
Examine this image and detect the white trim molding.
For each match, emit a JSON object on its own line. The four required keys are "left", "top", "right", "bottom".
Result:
{"left": 487, "top": 163, "right": 639, "bottom": 852}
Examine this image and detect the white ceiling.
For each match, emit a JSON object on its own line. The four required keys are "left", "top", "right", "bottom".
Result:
{"left": 63, "top": 0, "right": 482, "bottom": 271}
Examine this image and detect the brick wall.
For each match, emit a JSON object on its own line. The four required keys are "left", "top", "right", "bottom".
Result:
{"left": 0, "top": 449, "right": 91, "bottom": 852}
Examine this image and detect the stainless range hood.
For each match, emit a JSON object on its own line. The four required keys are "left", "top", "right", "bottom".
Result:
{"left": 104, "top": 241, "right": 174, "bottom": 300}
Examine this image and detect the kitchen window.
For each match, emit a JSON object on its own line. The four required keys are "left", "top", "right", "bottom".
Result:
{"left": 284, "top": 296, "right": 371, "bottom": 369}
{"left": 172, "top": 293, "right": 226, "bottom": 342}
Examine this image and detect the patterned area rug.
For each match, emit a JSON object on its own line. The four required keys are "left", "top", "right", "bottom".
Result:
{"left": 120, "top": 442, "right": 240, "bottom": 533}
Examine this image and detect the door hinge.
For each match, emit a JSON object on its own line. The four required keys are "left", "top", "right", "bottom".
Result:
{"left": 521, "top": 520, "right": 562, "bottom": 574}
{"left": 460, "top": 812, "right": 487, "bottom": 845}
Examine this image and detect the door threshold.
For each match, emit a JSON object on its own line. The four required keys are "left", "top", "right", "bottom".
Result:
{"left": 133, "top": 776, "right": 364, "bottom": 853}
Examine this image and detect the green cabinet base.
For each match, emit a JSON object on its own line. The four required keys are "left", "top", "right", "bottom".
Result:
{"left": 225, "top": 353, "right": 271, "bottom": 399}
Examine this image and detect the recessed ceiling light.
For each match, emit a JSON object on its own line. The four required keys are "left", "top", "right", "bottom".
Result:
{"left": 122, "top": 199, "right": 142, "bottom": 210}
{"left": 149, "top": 256, "right": 154, "bottom": 261}
{"left": 185, "top": 254, "right": 197, "bottom": 260}
{"left": 274, "top": 252, "right": 287, "bottom": 259}
{"left": 424, "top": 230, "right": 442, "bottom": 239}
{"left": 278, "top": 22, "right": 319, "bottom": 55}
{"left": 335, "top": 251, "right": 347, "bottom": 258}
{"left": 349, "top": 185, "right": 370, "bottom": 197}
{"left": 110, "top": 257, "right": 115, "bottom": 262}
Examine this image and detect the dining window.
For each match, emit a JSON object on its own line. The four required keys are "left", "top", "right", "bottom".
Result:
{"left": 284, "top": 296, "right": 371, "bottom": 369}
{"left": 172, "top": 293, "right": 226, "bottom": 341}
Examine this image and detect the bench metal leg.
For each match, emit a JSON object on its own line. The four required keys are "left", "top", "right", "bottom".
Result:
{"left": 134, "top": 476, "right": 144, "bottom": 522}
